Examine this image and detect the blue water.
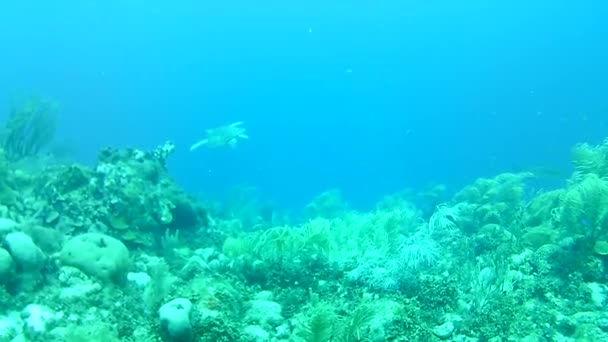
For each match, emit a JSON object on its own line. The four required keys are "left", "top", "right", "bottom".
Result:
{"left": 1, "top": 1, "right": 607, "bottom": 210}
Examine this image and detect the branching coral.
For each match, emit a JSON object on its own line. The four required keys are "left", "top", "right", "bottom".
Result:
{"left": 397, "top": 232, "right": 440, "bottom": 270}
{"left": 429, "top": 204, "right": 460, "bottom": 232}
{"left": 571, "top": 138, "right": 608, "bottom": 178}
{"left": 0, "top": 149, "right": 17, "bottom": 205}
{"left": 451, "top": 172, "right": 533, "bottom": 230}
{"left": 298, "top": 304, "right": 335, "bottom": 342}
{"left": 0, "top": 95, "right": 57, "bottom": 161}
{"left": 559, "top": 173, "right": 608, "bottom": 244}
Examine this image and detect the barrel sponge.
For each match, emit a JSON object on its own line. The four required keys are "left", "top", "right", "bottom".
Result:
{"left": 60, "top": 233, "right": 130, "bottom": 284}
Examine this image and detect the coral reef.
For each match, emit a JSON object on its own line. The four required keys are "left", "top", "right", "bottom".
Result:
{"left": 1, "top": 123, "right": 608, "bottom": 340}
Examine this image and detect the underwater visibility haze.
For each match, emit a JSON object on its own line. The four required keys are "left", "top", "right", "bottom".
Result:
{"left": 0, "top": 0, "right": 608, "bottom": 341}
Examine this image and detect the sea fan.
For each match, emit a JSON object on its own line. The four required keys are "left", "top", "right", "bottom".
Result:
{"left": 298, "top": 305, "right": 335, "bottom": 342}
{"left": 429, "top": 203, "right": 459, "bottom": 232}
{"left": 397, "top": 232, "right": 439, "bottom": 270}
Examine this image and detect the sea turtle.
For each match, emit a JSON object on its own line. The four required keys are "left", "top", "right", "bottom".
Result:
{"left": 189, "top": 121, "right": 249, "bottom": 151}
